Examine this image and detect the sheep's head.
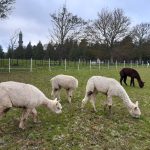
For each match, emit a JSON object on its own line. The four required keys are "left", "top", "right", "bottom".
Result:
{"left": 129, "top": 101, "right": 141, "bottom": 118}
{"left": 48, "top": 98, "right": 62, "bottom": 114}
{"left": 139, "top": 81, "right": 145, "bottom": 88}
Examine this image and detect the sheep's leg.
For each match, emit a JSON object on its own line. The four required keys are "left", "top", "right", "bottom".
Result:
{"left": 67, "top": 89, "right": 73, "bottom": 103}
{"left": 82, "top": 91, "right": 94, "bottom": 110}
{"left": 104, "top": 97, "right": 109, "bottom": 112}
{"left": 81, "top": 96, "right": 90, "bottom": 109}
{"left": 104, "top": 98, "right": 108, "bottom": 112}
{"left": 90, "top": 93, "right": 97, "bottom": 112}
{"left": 104, "top": 95, "right": 112, "bottom": 114}
{"left": 0, "top": 106, "right": 11, "bottom": 118}
{"left": 53, "top": 89, "right": 61, "bottom": 100}
{"left": 132, "top": 77, "right": 135, "bottom": 87}
{"left": 0, "top": 106, "right": 4, "bottom": 117}
{"left": 56, "top": 90, "right": 61, "bottom": 100}
{"left": 0, "top": 94, "right": 12, "bottom": 118}
{"left": 124, "top": 76, "right": 127, "bottom": 85}
{"left": 51, "top": 90, "right": 54, "bottom": 98}
{"left": 107, "top": 95, "right": 112, "bottom": 114}
{"left": 120, "top": 76, "right": 123, "bottom": 85}
{"left": 0, "top": 106, "right": 11, "bottom": 132}
{"left": 133, "top": 78, "right": 135, "bottom": 87}
{"left": 19, "top": 108, "right": 32, "bottom": 129}
{"left": 0, "top": 107, "right": 5, "bottom": 117}
{"left": 130, "top": 77, "right": 134, "bottom": 87}
{"left": 31, "top": 108, "right": 38, "bottom": 123}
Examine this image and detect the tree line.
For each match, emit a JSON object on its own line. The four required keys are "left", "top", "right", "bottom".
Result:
{"left": 1, "top": 1, "right": 150, "bottom": 62}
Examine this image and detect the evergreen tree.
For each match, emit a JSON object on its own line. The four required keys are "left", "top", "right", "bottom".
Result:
{"left": 0, "top": 45, "right": 4, "bottom": 58}
{"left": 34, "top": 41, "right": 44, "bottom": 60}
{"left": 114, "top": 36, "right": 135, "bottom": 60}
{"left": 63, "top": 39, "right": 74, "bottom": 59}
{"left": 13, "top": 46, "right": 25, "bottom": 59}
{"left": 32, "top": 45, "right": 37, "bottom": 59}
{"left": 45, "top": 42, "right": 55, "bottom": 59}
{"left": 78, "top": 39, "right": 88, "bottom": 59}
{"left": 6, "top": 45, "right": 13, "bottom": 58}
{"left": 25, "top": 42, "right": 32, "bottom": 59}
{"left": 69, "top": 40, "right": 79, "bottom": 60}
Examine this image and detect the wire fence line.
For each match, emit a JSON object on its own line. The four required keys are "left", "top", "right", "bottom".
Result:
{"left": 0, "top": 58, "right": 149, "bottom": 72}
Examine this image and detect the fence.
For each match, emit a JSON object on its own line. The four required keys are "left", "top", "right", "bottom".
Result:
{"left": 0, "top": 58, "right": 149, "bottom": 72}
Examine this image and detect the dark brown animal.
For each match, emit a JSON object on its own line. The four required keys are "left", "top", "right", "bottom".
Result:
{"left": 120, "top": 68, "right": 144, "bottom": 88}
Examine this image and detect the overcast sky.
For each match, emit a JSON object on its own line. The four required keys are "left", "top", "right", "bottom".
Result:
{"left": 0, "top": 0, "right": 150, "bottom": 51}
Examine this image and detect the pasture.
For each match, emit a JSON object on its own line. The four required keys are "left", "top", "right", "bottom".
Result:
{"left": 0, "top": 66, "right": 150, "bottom": 150}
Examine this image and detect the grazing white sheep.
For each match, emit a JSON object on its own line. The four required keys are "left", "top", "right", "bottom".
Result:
{"left": 51, "top": 75, "right": 78, "bottom": 103}
{"left": 0, "top": 81, "right": 62, "bottom": 129}
{"left": 81, "top": 76, "right": 141, "bottom": 118}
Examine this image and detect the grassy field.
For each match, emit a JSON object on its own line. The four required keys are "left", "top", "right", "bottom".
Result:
{"left": 0, "top": 67, "right": 150, "bottom": 150}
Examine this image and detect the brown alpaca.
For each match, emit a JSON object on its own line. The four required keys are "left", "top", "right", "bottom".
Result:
{"left": 120, "top": 68, "right": 144, "bottom": 88}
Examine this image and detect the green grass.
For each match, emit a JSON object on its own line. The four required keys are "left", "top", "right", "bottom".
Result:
{"left": 0, "top": 67, "right": 150, "bottom": 150}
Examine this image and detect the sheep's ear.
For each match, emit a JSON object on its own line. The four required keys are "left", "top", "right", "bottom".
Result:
{"left": 135, "top": 101, "right": 139, "bottom": 106}
{"left": 54, "top": 98, "right": 60, "bottom": 102}
{"left": 54, "top": 98, "right": 58, "bottom": 101}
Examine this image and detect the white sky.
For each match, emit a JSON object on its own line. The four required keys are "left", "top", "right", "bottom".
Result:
{"left": 0, "top": 0, "right": 150, "bottom": 51}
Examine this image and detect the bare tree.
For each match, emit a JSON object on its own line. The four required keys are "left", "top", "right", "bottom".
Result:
{"left": 86, "top": 8, "right": 130, "bottom": 62}
{"left": 131, "top": 23, "right": 150, "bottom": 62}
{"left": 8, "top": 29, "right": 20, "bottom": 59}
{"left": 0, "top": 0, "right": 15, "bottom": 19}
{"left": 131, "top": 23, "right": 150, "bottom": 45}
{"left": 9, "top": 30, "right": 18, "bottom": 49}
{"left": 50, "top": 6, "right": 86, "bottom": 46}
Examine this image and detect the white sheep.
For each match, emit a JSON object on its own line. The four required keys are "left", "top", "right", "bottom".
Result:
{"left": 0, "top": 81, "right": 62, "bottom": 129}
{"left": 81, "top": 76, "right": 141, "bottom": 118}
{"left": 50, "top": 75, "right": 78, "bottom": 103}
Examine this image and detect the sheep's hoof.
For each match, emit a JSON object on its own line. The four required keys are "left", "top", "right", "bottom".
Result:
{"left": 81, "top": 106, "right": 85, "bottom": 112}
{"left": 19, "top": 126, "right": 26, "bottom": 130}
{"left": 34, "top": 120, "right": 41, "bottom": 124}
{"left": 33, "top": 120, "right": 37, "bottom": 123}
{"left": 94, "top": 110, "right": 97, "bottom": 113}
{"left": 19, "top": 123, "right": 26, "bottom": 130}
{"left": 91, "top": 109, "right": 97, "bottom": 113}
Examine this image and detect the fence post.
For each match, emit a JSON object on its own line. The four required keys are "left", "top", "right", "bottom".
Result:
{"left": 98, "top": 59, "right": 101, "bottom": 71}
{"left": 142, "top": 61, "right": 144, "bottom": 67}
{"left": 107, "top": 60, "right": 109, "bottom": 69}
{"left": 130, "top": 60, "right": 132, "bottom": 68}
{"left": 9, "top": 58, "right": 10, "bottom": 73}
{"left": 115, "top": 60, "right": 118, "bottom": 70}
{"left": 65, "top": 59, "right": 66, "bottom": 71}
{"left": 137, "top": 60, "right": 139, "bottom": 68}
{"left": 147, "top": 61, "right": 149, "bottom": 68}
{"left": 30, "top": 58, "right": 32, "bottom": 72}
{"left": 49, "top": 58, "right": 51, "bottom": 71}
{"left": 90, "top": 60, "right": 91, "bottom": 71}
{"left": 124, "top": 60, "right": 125, "bottom": 68}
{"left": 78, "top": 59, "right": 80, "bottom": 71}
